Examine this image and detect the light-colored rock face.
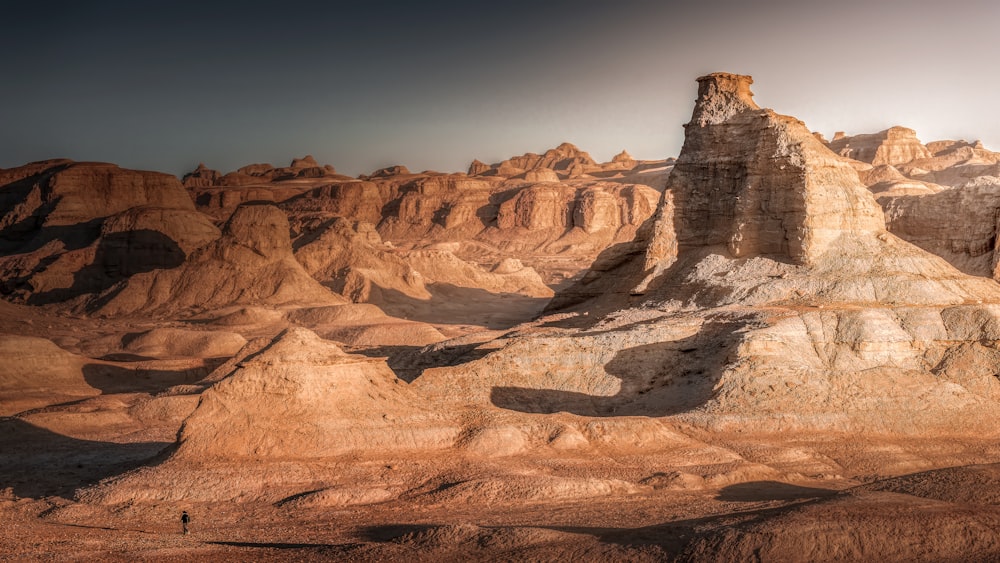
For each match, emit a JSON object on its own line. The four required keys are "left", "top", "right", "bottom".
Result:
{"left": 827, "top": 127, "right": 932, "bottom": 167}
{"left": 497, "top": 185, "right": 571, "bottom": 230}
{"left": 689, "top": 72, "right": 760, "bottom": 126}
{"left": 817, "top": 129, "right": 1000, "bottom": 280}
{"left": 665, "top": 72, "right": 885, "bottom": 266}
{"left": 573, "top": 188, "right": 622, "bottom": 233}
{"left": 879, "top": 176, "right": 1000, "bottom": 277}
{"left": 172, "top": 328, "right": 457, "bottom": 462}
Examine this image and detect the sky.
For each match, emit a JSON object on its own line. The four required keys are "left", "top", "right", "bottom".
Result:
{"left": 3, "top": 0, "right": 1000, "bottom": 177}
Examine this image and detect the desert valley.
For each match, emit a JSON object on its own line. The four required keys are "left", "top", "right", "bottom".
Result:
{"left": 3, "top": 73, "right": 1000, "bottom": 560}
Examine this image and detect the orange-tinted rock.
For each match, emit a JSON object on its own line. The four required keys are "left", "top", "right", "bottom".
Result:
{"left": 281, "top": 181, "right": 386, "bottom": 225}
{"left": 90, "top": 203, "right": 346, "bottom": 316}
{"left": 290, "top": 155, "right": 320, "bottom": 169}
{"left": 366, "top": 165, "right": 411, "bottom": 178}
{"left": 181, "top": 163, "right": 221, "bottom": 188}
{"left": 827, "top": 126, "right": 932, "bottom": 166}
{"left": 1, "top": 161, "right": 193, "bottom": 232}
{"left": 468, "top": 159, "right": 490, "bottom": 175}
{"left": 609, "top": 150, "right": 637, "bottom": 169}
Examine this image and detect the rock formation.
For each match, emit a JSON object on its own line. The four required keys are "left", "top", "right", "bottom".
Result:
{"left": 1, "top": 161, "right": 193, "bottom": 237}
{"left": 0, "top": 335, "right": 99, "bottom": 415}
{"left": 432, "top": 73, "right": 1000, "bottom": 438}
{"left": 467, "top": 159, "right": 490, "bottom": 175}
{"left": 293, "top": 217, "right": 431, "bottom": 303}
{"left": 827, "top": 126, "right": 932, "bottom": 166}
{"left": 366, "top": 165, "right": 411, "bottom": 178}
{"left": 470, "top": 142, "right": 599, "bottom": 178}
{"left": 827, "top": 130, "right": 1000, "bottom": 279}
{"left": 0, "top": 161, "right": 219, "bottom": 303}
{"left": 879, "top": 176, "right": 1000, "bottom": 277}
{"left": 668, "top": 73, "right": 885, "bottom": 265}
{"left": 610, "top": 149, "right": 636, "bottom": 168}
{"left": 88, "top": 203, "right": 348, "bottom": 316}
{"left": 181, "top": 163, "right": 221, "bottom": 188}
{"left": 85, "top": 328, "right": 459, "bottom": 502}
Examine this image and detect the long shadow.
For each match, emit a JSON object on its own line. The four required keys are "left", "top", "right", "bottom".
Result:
{"left": 208, "top": 541, "right": 349, "bottom": 550}
{"left": 541, "top": 215, "right": 656, "bottom": 321}
{"left": 715, "top": 481, "right": 839, "bottom": 502}
{"left": 0, "top": 418, "right": 169, "bottom": 499}
{"left": 29, "top": 229, "right": 186, "bottom": 305}
{"left": 490, "top": 318, "right": 747, "bottom": 417}
{"left": 356, "top": 341, "right": 497, "bottom": 382}
{"left": 376, "top": 283, "right": 551, "bottom": 329}
{"left": 81, "top": 363, "right": 212, "bottom": 395}
{"left": 356, "top": 492, "right": 833, "bottom": 556}
{"left": 288, "top": 216, "right": 338, "bottom": 251}
{"left": 541, "top": 495, "right": 833, "bottom": 553}
{"left": 357, "top": 524, "right": 440, "bottom": 542}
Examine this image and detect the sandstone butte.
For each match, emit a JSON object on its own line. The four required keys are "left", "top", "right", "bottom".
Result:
{"left": 3, "top": 73, "right": 1000, "bottom": 560}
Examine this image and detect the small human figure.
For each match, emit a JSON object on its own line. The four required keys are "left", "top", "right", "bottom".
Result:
{"left": 181, "top": 511, "right": 190, "bottom": 535}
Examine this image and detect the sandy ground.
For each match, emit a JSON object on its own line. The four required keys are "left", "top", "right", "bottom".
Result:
{"left": 3, "top": 302, "right": 1000, "bottom": 561}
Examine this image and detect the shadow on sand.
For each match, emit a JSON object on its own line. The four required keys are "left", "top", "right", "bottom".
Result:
{"left": 28, "top": 230, "right": 186, "bottom": 305}
{"left": 715, "top": 480, "right": 839, "bottom": 502}
{"left": 490, "top": 318, "right": 747, "bottom": 417}
{"left": 355, "top": 341, "right": 496, "bottom": 382}
{"left": 0, "top": 418, "right": 169, "bottom": 499}
{"left": 81, "top": 363, "right": 212, "bottom": 395}
{"left": 374, "top": 283, "right": 551, "bottom": 329}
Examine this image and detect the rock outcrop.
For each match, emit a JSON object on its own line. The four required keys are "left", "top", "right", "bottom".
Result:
{"left": 667, "top": 73, "right": 885, "bottom": 266}
{"left": 1, "top": 161, "right": 193, "bottom": 238}
{"left": 366, "top": 165, "right": 411, "bottom": 178}
{"left": 293, "top": 218, "right": 431, "bottom": 303}
{"left": 174, "top": 328, "right": 456, "bottom": 460}
{"left": 470, "top": 142, "right": 598, "bottom": 178}
{"left": 827, "top": 126, "right": 932, "bottom": 166}
{"left": 610, "top": 150, "right": 637, "bottom": 169}
{"left": 879, "top": 176, "right": 1000, "bottom": 277}
{"left": 0, "top": 161, "right": 219, "bottom": 304}
{"left": 0, "top": 335, "right": 99, "bottom": 415}
{"left": 89, "top": 203, "right": 347, "bottom": 316}
{"left": 181, "top": 163, "right": 221, "bottom": 188}
{"left": 438, "top": 73, "right": 1000, "bottom": 438}
{"left": 85, "top": 328, "right": 459, "bottom": 502}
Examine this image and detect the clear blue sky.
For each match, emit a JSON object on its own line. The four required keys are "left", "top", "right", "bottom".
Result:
{"left": 3, "top": 0, "right": 999, "bottom": 177}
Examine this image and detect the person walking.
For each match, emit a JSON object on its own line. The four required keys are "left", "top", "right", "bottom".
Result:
{"left": 181, "top": 511, "right": 190, "bottom": 535}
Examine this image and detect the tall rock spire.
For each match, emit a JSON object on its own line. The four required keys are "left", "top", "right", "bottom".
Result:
{"left": 654, "top": 72, "right": 885, "bottom": 266}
